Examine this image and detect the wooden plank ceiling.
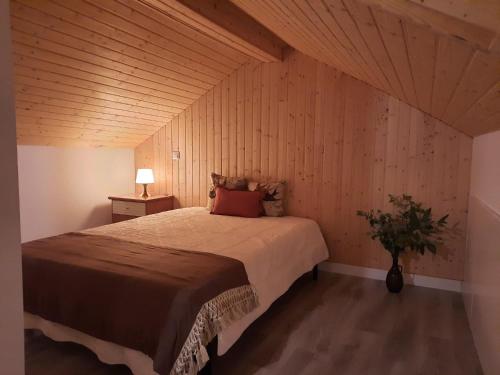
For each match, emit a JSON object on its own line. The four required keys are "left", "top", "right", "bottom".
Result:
{"left": 231, "top": 0, "right": 500, "bottom": 137}
{"left": 11, "top": 0, "right": 499, "bottom": 147}
{"left": 10, "top": 0, "right": 286, "bottom": 147}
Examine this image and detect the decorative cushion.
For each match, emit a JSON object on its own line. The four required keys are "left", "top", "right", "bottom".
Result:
{"left": 248, "top": 180, "right": 286, "bottom": 217}
{"left": 207, "top": 172, "right": 247, "bottom": 211}
{"left": 211, "top": 187, "right": 263, "bottom": 218}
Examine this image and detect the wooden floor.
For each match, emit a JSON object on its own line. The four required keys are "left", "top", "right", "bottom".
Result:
{"left": 25, "top": 273, "right": 483, "bottom": 375}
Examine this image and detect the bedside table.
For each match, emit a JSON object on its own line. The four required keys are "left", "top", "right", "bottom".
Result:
{"left": 108, "top": 195, "right": 174, "bottom": 223}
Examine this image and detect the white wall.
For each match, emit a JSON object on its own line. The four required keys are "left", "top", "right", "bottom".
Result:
{"left": 463, "top": 130, "right": 500, "bottom": 375}
{"left": 17, "top": 146, "right": 135, "bottom": 242}
{"left": 469, "top": 131, "right": 500, "bottom": 213}
{"left": 0, "top": 0, "right": 25, "bottom": 373}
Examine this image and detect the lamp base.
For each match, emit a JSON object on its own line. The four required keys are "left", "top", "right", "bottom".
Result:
{"left": 140, "top": 184, "right": 150, "bottom": 199}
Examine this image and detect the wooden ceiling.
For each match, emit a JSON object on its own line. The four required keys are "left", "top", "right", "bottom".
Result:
{"left": 232, "top": 0, "right": 500, "bottom": 137}
{"left": 10, "top": 0, "right": 500, "bottom": 147}
{"left": 10, "top": 0, "right": 270, "bottom": 147}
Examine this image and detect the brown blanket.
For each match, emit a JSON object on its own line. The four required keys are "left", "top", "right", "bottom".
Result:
{"left": 22, "top": 232, "right": 258, "bottom": 375}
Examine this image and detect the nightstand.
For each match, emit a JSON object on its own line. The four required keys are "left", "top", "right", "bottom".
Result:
{"left": 108, "top": 195, "right": 174, "bottom": 223}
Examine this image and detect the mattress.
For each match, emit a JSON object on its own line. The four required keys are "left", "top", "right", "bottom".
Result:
{"left": 26, "top": 207, "right": 329, "bottom": 374}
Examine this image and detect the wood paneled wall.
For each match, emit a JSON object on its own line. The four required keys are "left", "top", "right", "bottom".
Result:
{"left": 135, "top": 50, "right": 472, "bottom": 280}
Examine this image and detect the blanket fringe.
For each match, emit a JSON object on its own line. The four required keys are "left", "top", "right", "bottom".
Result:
{"left": 169, "top": 285, "right": 259, "bottom": 375}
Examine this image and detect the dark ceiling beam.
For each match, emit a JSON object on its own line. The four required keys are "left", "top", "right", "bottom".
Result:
{"left": 140, "top": 0, "right": 287, "bottom": 62}
{"left": 360, "top": 0, "right": 499, "bottom": 53}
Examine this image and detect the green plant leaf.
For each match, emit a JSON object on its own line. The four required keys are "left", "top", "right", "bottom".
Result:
{"left": 356, "top": 194, "right": 451, "bottom": 257}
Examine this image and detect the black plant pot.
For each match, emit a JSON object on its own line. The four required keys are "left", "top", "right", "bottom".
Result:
{"left": 386, "top": 254, "right": 403, "bottom": 293}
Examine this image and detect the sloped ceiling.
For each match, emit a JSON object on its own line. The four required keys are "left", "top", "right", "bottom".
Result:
{"left": 11, "top": 0, "right": 500, "bottom": 148}
{"left": 10, "top": 0, "right": 253, "bottom": 147}
{"left": 232, "top": 0, "right": 500, "bottom": 137}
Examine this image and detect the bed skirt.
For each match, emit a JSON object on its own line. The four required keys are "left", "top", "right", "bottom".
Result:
{"left": 25, "top": 313, "right": 212, "bottom": 375}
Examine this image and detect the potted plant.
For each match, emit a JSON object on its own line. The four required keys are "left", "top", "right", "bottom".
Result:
{"left": 357, "top": 194, "right": 448, "bottom": 293}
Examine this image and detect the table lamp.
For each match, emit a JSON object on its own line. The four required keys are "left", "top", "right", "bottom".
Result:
{"left": 136, "top": 168, "right": 154, "bottom": 198}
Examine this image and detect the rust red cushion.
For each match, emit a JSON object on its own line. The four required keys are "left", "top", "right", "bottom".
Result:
{"left": 211, "top": 187, "right": 263, "bottom": 218}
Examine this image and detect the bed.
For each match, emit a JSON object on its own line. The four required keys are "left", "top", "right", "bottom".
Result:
{"left": 23, "top": 207, "right": 329, "bottom": 375}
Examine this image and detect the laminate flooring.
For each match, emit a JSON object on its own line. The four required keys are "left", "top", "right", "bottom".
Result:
{"left": 25, "top": 272, "right": 483, "bottom": 375}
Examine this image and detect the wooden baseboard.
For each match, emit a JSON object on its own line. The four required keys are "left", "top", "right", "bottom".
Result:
{"left": 319, "top": 262, "right": 463, "bottom": 293}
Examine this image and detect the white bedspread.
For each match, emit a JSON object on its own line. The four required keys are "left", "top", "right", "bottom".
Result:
{"left": 27, "top": 208, "right": 329, "bottom": 373}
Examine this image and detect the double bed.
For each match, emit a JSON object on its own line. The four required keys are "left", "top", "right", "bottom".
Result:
{"left": 23, "top": 207, "right": 329, "bottom": 375}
